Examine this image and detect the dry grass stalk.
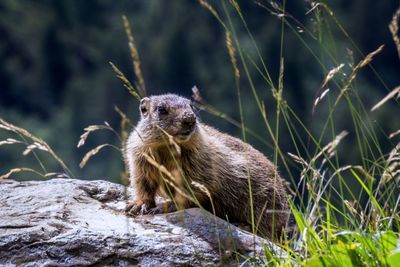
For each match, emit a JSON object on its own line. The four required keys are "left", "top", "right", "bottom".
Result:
{"left": 389, "top": 8, "right": 400, "bottom": 60}
{"left": 371, "top": 86, "right": 400, "bottom": 112}
{"left": 109, "top": 62, "right": 141, "bottom": 101}
{"left": 315, "top": 130, "right": 348, "bottom": 160}
{"left": 356, "top": 45, "right": 384, "bottom": 69}
{"left": 389, "top": 129, "right": 400, "bottom": 139}
{"left": 0, "top": 118, "right": 73, "bottom": 178}
{"left": 198, "top": 0, "right": 220, "bottom": 20}
{"left": 114, "top": 106, "right": 132, "bottom": 183}
{"left": 305, "top": 2, "right": 322, "bottom": 15}
{"left": 335, "top": 165, "right": 354, "bottom": 174}
{"left": 287, "top": 152, "right": 308, "bottom": 166}
{"left": 22, "top": 142, "right": 48, "bottom": 156}
{"left": 315, "top": 165, "right": 356, "bottom": 212}
{"left": 306, "top": 2, "right": 334, "bottom": 16}
{"left": 287, "top": 152, "right": 311, "bottom": 184}
{"left": 382, "top": 143, "right": 400, "bottom": 183}
{"left": 321, "top": 64, "right": 344, "bottom": 89}
{"left": 191, "top": 181, "right": 212, "bottom": 201}
{"left": 191, "top": 85, "right": 203, "bottom": 102}
{"left": 352, "top": 165, "right": 375, "bottom": 181}
{"left": 0, "top": 167, "right": 43, "bottom": 180}
{"left": 156, "top": 125, "right": 181, "bottom": 156}
{"left": 142, "top": 152, "right": 194, "bottom": 203}
{"left": 312, "top": 64, "right": 342, "bottom": 114}
{"left": 346, "top": 48, "right": 355, "bottom": 67}
{"left": 79, "top": 144, "right": 110, "bottom": 168}
{"left": 341, "top": 45, "right": 384, "bottom": 95}
{"left": 77, "top": 123, "right": 114, "bottom": 148}
{"left": 326, "top": 131, "right": 348, "bottom": 156}
{"left": 313, "top": 89, "right": 330, "bottom": 109}
{"left": 344, "top": 200, "right": 358, "bottom": 216}
{"left": 225, "top": 31, "right": 240, "bottom": 79}
{"left": 275, "top": 58, "right": 284, "bottom": 102}
{"left": 44, "top": 172, "right": 70, "bottom": 178}
{"left": 114, "top": 105, "right": 133, "bottom": 143}
{"left": 288, "top": 151, "right": 323, "bottom": 192}
{"left": 122, "top": 15, "right": 147, "bottom": 97}
{"left": 229, "top": 0, "right": 241, "bottom": 13}
{"left": 170, "top": 169, "right": 186, "bottom": 210}
{"left": 191, "top": 181, "right": 218, "bottom": 220}
{"left": 0, "top": 138, "right": 22, "bottom": 146}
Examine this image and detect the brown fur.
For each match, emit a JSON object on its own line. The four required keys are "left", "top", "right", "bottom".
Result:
{"left": 124, "top": 94, "right": 289, "bottom": 239}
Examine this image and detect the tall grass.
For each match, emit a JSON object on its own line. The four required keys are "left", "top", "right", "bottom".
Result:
{"left": 0, "top": 118, "right": 74, "bottom": 179}
{"left": 196, "top": 1, "right": 400, "bottom": 265}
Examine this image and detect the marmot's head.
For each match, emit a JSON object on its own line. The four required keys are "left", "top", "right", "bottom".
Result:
{"left": 138, "top": 94, "right": 198, "bottom": 144}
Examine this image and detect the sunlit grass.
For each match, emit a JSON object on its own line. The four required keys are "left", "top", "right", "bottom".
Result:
{"left": 197, "top": 1, "right": 400, "bottom": 266}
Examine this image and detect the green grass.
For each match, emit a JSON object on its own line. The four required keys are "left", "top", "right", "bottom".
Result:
{"left": 197, "top": 1, "right": 400, "bottom": 266}
{"left": 86, "top": 1, "right": 400, "bottom": 264}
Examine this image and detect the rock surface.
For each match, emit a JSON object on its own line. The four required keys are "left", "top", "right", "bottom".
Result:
{"left": 0, "top": 178, "right": 284, "bottom": 266}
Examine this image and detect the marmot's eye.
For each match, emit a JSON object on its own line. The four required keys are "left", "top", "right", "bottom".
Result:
{"left": 157, "top": 106, "right": 168, "bottom": 115}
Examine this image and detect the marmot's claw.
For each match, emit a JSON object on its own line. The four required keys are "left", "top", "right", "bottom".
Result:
{"left": 147, "top": 206, "right": 161, "bottom": 215}
{"left": 125, "top": 201, "right": 155, "bottom": 216}
{"left": 125, "top": 202, "right": 135, "bottom": 213}
{"left": 139, "top": 204, "right": 149, "bottom": 215}
{"left": 125, "top": 202, "right": 174, "bottom": 216}
{"left": 148, "top": 202, "right": 177, "bottom": 214}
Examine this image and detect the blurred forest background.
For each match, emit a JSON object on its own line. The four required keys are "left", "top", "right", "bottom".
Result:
{"left": 0, "top": 0, "right": 399, "bottom": 184}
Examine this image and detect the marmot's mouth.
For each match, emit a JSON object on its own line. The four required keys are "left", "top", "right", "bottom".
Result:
{"left": 179, "top": 130, "right": 192, "bottom": 136}
{"left": 177, "top": 123, "right": 196, "bottom": 137}
{"left": 175, "top": 128, "right": 195, "bottom": 141}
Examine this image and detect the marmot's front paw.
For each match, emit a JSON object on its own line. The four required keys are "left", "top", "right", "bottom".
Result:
{"left": 147, "top": 201, "right": 178, "bottom": 214}
{"left": 125, "top": 200, "right": 155, "bottom": 216}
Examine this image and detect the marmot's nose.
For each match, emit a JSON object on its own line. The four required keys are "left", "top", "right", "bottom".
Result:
{"left": 182, "top": 113, "right": 196, "bottom": 130}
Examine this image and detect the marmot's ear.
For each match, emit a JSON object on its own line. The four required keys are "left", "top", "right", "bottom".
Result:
{"left": 140, "top": 97, "right": 150, "bottom": 117}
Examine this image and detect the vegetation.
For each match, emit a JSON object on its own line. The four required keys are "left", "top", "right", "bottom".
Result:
{"left": 1, "top": 0, "right": 399, "bottom": 266}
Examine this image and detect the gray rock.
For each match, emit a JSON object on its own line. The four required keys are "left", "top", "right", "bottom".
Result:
{"left": 0, "top": 178, "right": 284, "bottom": 266}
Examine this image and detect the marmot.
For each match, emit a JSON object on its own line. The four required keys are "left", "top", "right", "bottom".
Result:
{"left": 124, "top": 94, "right": 289, "bottom": 239}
